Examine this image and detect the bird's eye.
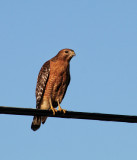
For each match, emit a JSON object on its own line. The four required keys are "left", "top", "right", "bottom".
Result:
{"left": 65, "top": 50, "right": 69, "bottom": 53}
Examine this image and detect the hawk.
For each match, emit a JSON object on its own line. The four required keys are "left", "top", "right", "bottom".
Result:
{"left": 31, "top": 49, "right": 75, "bottom": 131}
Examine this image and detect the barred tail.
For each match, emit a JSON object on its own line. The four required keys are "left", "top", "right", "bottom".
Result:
{"left": 41, "top": 116, "right": 47, "bottom": 124}
{"left": 31, "top": 116, "right": 41, "bottom": 131}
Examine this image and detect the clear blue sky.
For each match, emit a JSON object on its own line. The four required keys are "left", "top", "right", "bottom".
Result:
{"left": 0, "top": 0, "right": 137, "bottom": 159}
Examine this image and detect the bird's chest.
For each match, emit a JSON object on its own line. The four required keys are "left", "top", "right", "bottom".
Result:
{"left": 50, "top": 60, "right": 69, "bottom": 81}
{"left": 44, "top": 61, "right": 70, "bottom": 101}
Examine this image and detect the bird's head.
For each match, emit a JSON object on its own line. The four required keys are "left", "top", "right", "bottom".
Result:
{"left": 57, "top": 49, "right": 76, "bottom": 62}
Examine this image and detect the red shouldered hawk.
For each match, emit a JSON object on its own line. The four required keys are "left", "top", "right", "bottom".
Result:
{"left": 31, "top": 49, "right": 75, "bottom": 131}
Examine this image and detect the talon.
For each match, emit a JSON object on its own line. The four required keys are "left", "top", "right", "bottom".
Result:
{"left": 49, "top": 107, "right": 57, "bottom": 115}
{"left": 63, "top": 109, "right": 66, "bottom": 114}
{"left": 58, "top": 106, "right": 66, "bottom": 114}
{"left": 49, "top": 98, "right": 57, "bottom": 115}
{"left": 57, "top": 100, "right": 66, "bottom": 114}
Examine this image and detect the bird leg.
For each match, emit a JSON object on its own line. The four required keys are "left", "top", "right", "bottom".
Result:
{"left": 57, "top": 100, "right": 66, "bottom": 114}
{"left": 49, "top": 98, "right": 57, "bottom": 115}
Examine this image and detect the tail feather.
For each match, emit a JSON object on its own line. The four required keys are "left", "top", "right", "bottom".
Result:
{"left": 41, "top": 116, "right": 47, "bottom": 124}
{"left": 31, "top": 116, "right": 41, "bottom": 131}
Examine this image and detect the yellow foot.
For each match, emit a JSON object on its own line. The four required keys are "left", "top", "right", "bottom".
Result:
{"left": 49, "top": 106, "right": 57, "bottom": 115}
{"left": 49, "top": 98, "right": 57, "bottom": 115}
{"left": 58, "top": 105, "right": 66, "bottom": 114}
{"left": 57, "top": 100, "right": 66, "bottom": 114}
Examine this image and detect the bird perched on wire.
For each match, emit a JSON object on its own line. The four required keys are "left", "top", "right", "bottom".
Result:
{"left": 31, "top": 49, "right": 75, "bottom": 131}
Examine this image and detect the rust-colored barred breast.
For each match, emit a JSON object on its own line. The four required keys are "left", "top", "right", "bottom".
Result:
{"left": 43, "top": 60, "right": 70, "bottom": 107}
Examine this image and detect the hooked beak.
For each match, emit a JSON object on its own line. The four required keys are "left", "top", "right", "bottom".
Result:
{"left": 71, "top": 50, "right": 76, "bottom": 57}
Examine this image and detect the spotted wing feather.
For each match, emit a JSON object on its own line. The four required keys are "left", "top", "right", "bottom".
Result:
{"left": 35, "top": 61, "right": 50, "bottom": 108}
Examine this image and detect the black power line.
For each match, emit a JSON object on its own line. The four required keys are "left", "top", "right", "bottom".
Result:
{"left": 0, "top": 106, "right": 137, "bottom": 123}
